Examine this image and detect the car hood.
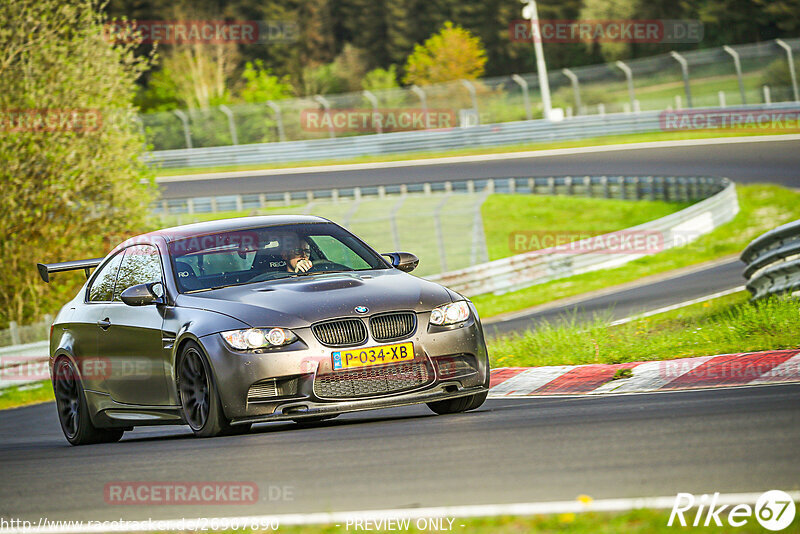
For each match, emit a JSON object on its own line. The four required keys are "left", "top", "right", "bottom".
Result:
{"left": 175, "top": 269, "right": 457, "bottom": 329}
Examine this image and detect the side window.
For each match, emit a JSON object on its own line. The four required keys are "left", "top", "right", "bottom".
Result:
{"left": 113, "top": 245, "right": 164, "bottom": 301}
{"left": 88, "top": 252, "right": 124, "bottom": 302}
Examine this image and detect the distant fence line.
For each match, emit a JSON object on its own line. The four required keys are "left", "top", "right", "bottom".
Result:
{"left": 141, "top": 38, "right": 800, "bottom": 154}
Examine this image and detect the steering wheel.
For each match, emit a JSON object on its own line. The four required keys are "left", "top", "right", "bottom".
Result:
{"left": 308, "top": 260, "right": 351, "bottom": 272}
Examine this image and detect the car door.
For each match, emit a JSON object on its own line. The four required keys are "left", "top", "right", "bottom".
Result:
{"left": 98, "top": 244, "right": 171, "bottom": 406}
{"left": 73, "top": 252, "right": 125, "bottom": 393}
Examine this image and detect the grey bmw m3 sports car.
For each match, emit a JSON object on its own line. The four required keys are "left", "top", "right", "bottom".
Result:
{"left": 39, "top": 216, "right": 490, "bottom": 445}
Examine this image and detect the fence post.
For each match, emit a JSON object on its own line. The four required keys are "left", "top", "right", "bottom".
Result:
{"left": 460, "top": 80, "right": 479, "bottom": 123}
{"left": 775, "top": 39, "right": 799, "bottom": 102}
{"left": 718, "top": 91, "right": 726, "bottom": 108}
{"left": 362, "top": 90, "right": 382, "bottom": 134}
{"left": 314, "top": 95, "right": 336, "bottom": 139}
{"left": 218, "top": 105, "right": 239, "bottom": 145}
{"left": 411, "top": 85, "right": 428, "bottom": 118}
{"left": 9, "top": 321, "right": 20, "bottom": 346}
{"left": 511, "top": 74, "right": 532, "bottom": 120}
{"left": 614, "top": 60, "right": 637, "bottom": 112}
{"left": 561, "top": 68, "right": 582, "bottom": 116}
{"left": 266, "top": 101, "right": 286, "bottom": 142}
{"left": 723, "top": 45, "right": 747, "bottom": 105}
{"left": 583, "top": 176, "right": 592, "bottom": 197}
{"left": 763, "top": 85, "right": 772, "bottom": 104}
{"left": 670, "top": 51, "right": 693, "bottom": 108}
{"left": 172, "top": 110, "right": 192, "bottom": 149}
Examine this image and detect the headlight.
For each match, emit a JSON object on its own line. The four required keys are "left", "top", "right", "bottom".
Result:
{"left": 429, "top": 301, "right": 470, "bottom": 326}
{"left": 220, "top": 328, "right": 297, "bottom": 350}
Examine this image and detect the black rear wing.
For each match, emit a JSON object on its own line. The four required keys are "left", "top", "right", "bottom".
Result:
{"left": 37, "top": 258, "right": 104, "bottom": 283}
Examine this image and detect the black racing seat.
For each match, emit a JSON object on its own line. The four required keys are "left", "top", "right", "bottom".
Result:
{"left": 250, "top": 253, "right": 287, "bottom": 275}
{"left": 174, "top": 260, "right": 202, "bottom": 291}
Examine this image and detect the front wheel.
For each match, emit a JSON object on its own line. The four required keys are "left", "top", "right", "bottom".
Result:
{"left": 178, "top": 342, "right": 247, "bottom": 437}
{"left": 53, "top": 358, "right": 124, "bottom": 446}
{"left": 427, "top": 390, "right": 488, "bottom": 415}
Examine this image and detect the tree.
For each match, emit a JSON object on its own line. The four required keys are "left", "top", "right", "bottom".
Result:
{"left": 403, "top": 21, "right": 488, "bottom": 85}
{"left": 240, "top": 60, "right": 294, "bottom": 103}
{"left": 0, "top": 0, "right": 156, "bottom": 325}
{"left": 362, "top": 65, "right": 400, "bottom": 92}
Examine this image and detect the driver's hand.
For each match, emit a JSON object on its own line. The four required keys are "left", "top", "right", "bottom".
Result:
{"left": 295, "top": 259, "right": 313, "bottom": 273}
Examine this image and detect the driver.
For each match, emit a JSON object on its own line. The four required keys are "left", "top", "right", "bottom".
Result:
{"left": 282, "top": 237, "right": 313, "bottom": 273}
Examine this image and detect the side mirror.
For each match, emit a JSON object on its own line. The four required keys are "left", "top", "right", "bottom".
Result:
{"left": 121, "top": 282, "right": 164, "bottom": 306}
{"left": 382, "top": 252, "right": 419, "bottom": 273}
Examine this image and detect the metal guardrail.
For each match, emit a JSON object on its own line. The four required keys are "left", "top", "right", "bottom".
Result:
{"left": 427, "top": 177, "right": 738, "bottom": 296}
{"left": 0, "top": 341, "right": 50, "bottom": 390}
{"left": 154, "top": 175, "right": 724, "bottom": 215}
{"left": 741, "top": 219, "right": 800, "bottom": 299}
{"left": 145, "top": 103, "right": 800, "bottom": 169}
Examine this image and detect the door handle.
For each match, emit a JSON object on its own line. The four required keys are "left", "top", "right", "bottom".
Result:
{"left": 97, "top": 317, "right": 111, "bottom": 330}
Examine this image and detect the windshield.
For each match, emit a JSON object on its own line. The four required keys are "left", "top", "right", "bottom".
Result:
{"left": 168, "top": 222, "right": 389, "bottom": 293}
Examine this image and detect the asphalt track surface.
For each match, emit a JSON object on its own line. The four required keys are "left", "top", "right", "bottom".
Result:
{"left": 1, "top": 385, "right": 798, "bottom": 522}
{"left": 3, "top": 138, "right": 799, "bottom": 524}
{"left": 484, "top": 257, "right": 746, "bottom": 338}
{"left": 158, "top": 138, "right": 800, "bottom": 198}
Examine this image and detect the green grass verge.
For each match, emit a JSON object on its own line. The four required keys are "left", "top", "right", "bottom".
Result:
{"left": 473, "top": 184, "right": 800, "bottom": 319}
{"left": 0, "top": 380, "right": 53, "bottom": 410}
{"left": 482, "top": 195, "right": 690, "bottom": 261}
{"left": 154, "top": 130, "right": 793, "bottom": 176}
{"left": 488, "top": 291, "right": 800, "bottom": 368}
{"left": 187, "top": 507, "right": 797, "bottom": 533}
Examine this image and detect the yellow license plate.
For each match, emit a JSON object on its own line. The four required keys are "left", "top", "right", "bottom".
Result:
{"left": 332, "top": 342, "right": 414, "bottom": 370}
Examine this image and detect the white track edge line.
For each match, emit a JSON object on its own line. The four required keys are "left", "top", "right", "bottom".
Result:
{"left": 609, "top": 285, "right": 746, "bottom": 326}
{"left": 156, "top": 134, "right": 800, "bottom": 182}
{"left": 5, "top": 491, "right": 799, "bottom": 533}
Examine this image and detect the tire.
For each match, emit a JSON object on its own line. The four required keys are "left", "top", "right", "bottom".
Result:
{"left": 177, "top": 341, "right": 247, "bottom": 438}
{"left": 53, "top": 357, "right": 124, "bottom": 446}
{"left": 426, "top": 390, "right": 487, "bottom": 415}
{"left": 427, "top": 363, "right": 490, "bottom": 415}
